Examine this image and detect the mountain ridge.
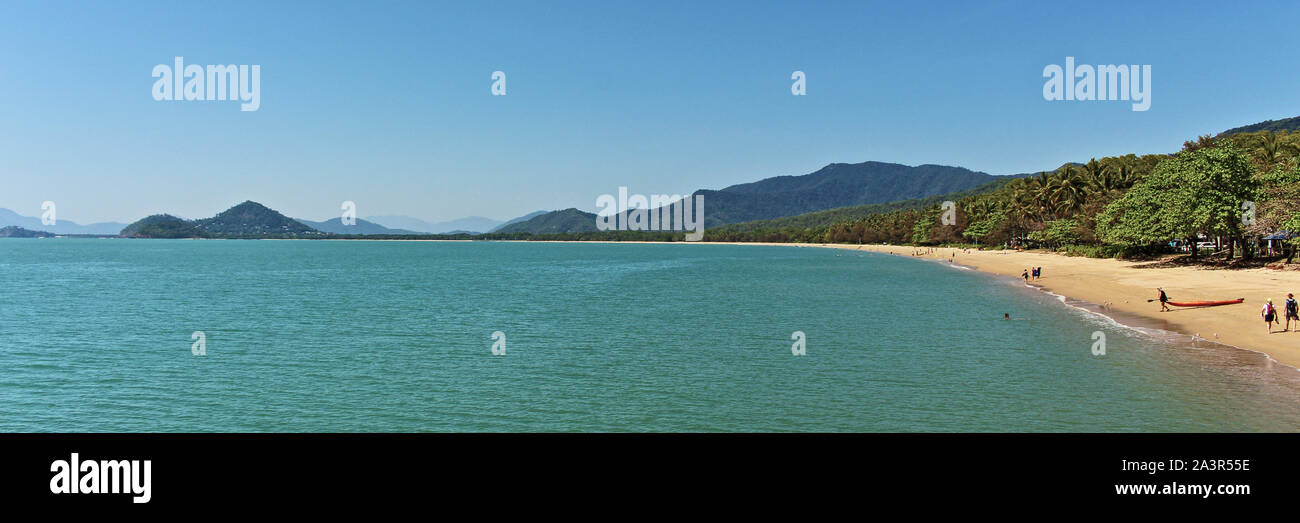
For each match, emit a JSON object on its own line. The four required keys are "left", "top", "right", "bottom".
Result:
{"left": 499, "top": 161, "right": 1002, "bottom": 234}
{"left": 296, "top": 217, "right": 418, "bottom": 235}
{"left": 0, "top": 208, "right": 127, "bottom": 235}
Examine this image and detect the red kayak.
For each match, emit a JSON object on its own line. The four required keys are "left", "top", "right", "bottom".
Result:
{"left": 1166, "top": 298, "right": 1245, "bottom": 308}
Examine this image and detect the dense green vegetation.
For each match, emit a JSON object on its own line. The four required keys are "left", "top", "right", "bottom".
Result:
{"left": 704, "top": 129, "right": 1300, "bottom": 262}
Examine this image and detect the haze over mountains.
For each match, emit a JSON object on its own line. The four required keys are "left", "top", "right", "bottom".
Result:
{"left": 0, "top": 162, "right": 1114, "bottom": 238}
{"left": 9, "top": 116, "right": 1296, "bottom": 239}
{"left": 0, "top": 208, "right": 126, "bottom": 235}
{"left": 365, "top": 214, "right": 541, "bottom": 234}
{"left": 295, "top": 217, "right": 419, "bottom": 235}
{"left": 114, "top": 201, "right": 547, "bottom": 238}
{"left": 110, "top": 160, "right": 1006, "bottom": 238}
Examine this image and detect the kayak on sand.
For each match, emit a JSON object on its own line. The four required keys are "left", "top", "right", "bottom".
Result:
{"left": 1166, "top": 298, "right": 1245, "bottom": 308}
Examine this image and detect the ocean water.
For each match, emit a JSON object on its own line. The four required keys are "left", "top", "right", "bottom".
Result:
{"left": 2, "top": 239, "right": 1299, "bottom": 432}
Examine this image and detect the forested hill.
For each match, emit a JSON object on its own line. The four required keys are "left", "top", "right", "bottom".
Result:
{"left": 1219, "top": 116, "right": 1300, "bottom": 136}
{"left": 494, "top": 208, "right": 597, "bottom": 234}
{"left": 499, "top": 161, "right": 1001, "bottom": 234}
{"left": 121, "top": 202, "right": 326, "bottom": 238}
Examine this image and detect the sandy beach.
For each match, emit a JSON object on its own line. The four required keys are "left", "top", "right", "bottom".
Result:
{"left": 805, "top": 243, "right": 1300, "bottom": 370}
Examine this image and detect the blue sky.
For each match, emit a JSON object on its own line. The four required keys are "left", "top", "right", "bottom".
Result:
{"left": 1, "top": 0, "right": 1297, "bottom": 223}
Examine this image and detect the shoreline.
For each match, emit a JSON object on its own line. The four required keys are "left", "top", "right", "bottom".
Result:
{"left": 807, "top": 243, "right": 1300, "bottom": 371}
{"left": 472, "top": 239, "right": 1300, "bottom": 372}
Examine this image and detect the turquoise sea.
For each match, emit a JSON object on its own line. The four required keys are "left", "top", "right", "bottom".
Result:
{"left": 2, "top": 239, "right": 1298, "bottom": 432}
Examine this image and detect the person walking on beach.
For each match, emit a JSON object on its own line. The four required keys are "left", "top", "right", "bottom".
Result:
{"left": 1021, "top": 269, "right": 1029, "bottom": 282}
{"left": 1286, "top": 294, "right": 1299, "bottom": 332}
{"left": 1262, "top": 299, "right": 1279, "bottom": 333}
{"left": 1157, "top": 288, "right": 1171, "bottom": 312}
{"left": 1035, "top": 267, "right": 1042, "bottom": 280}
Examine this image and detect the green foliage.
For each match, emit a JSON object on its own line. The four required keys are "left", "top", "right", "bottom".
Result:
{"left": 961, "top": 207, "right": 1005, "bottom": 243}
{"left": 910, "top": 210, "right": 937, "bottom": 244}
{"left": 1028, "top": 219, "right": 1083, "bottom": 247}
{"left": 1097, "top": 145, "right": 1257, "bottom": 250}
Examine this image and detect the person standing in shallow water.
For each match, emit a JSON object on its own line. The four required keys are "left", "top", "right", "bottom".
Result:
{"left": 1157, "top": 288, "right": 1171, "bottom": 312}
{"left": 1022, "top": 269, "right": 1029, "bottom": 282}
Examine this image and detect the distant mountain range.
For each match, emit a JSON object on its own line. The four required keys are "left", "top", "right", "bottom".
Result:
{"left": 365, "top": 213, "right": 543, "bottom": 234}
{"left": 489, "top": 211, "right": 548, "bottom": 232}
{"left": 118, "top": 201, "right": 552, "bottom": 239}
{"left": 499, "top": 161, "right": 1002, "bottom": 234}
{"left": 710, "top": 175, "right": 1029, "bottom": 234}
{"left": 115, "top": 202, "right": 560, "bottom": 238}
{"left": 0, "top": 208, "right": 127, "bottom": 235}
{"left": 11, "top": 116, "right": 1299, "bottom": 239}
{"left": 295, "top": 217, "right": 419, "bottom": 235}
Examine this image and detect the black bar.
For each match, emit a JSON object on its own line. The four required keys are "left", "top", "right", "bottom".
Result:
{"left": 0, "top": 434, "right": 1291, "bottom": 509}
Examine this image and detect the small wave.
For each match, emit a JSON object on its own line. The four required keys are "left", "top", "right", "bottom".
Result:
{"left": 1021, "top": 281, "right": 1300, "bottom": 375}
{"left": 863, "top": 247, "right": 1300, "bottom": 376}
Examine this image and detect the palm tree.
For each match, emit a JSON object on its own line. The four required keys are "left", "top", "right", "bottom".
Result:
{"left": 1080, "top": 158, "right": 1107, "bottom": 184}
{"left": 1027, "top": 172, "right": 1055, "bottom": 221}
{"left": 1113, "top": 163, "right": 1137, "bottom": 190}
{"left": 1052, "top": 171, "right": 1087, "bottom": 216}
{"left": 1009, "top": 181, "right": 1038, "bottom": 223}
{"left": 963, "top": 199, "right": 991, "bottom": 222}
{"left": 1257, "top": 131, "right": 1297, "bottom": 169}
